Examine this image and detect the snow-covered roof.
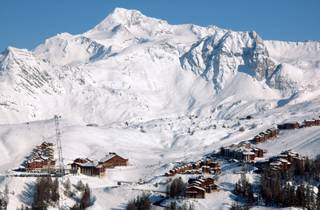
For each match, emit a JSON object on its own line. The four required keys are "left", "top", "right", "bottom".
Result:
{"left": 243, "top": 151, "right": 255, "bottom": 155}
{"left": 99, "top": 153, "right": 117, "bottom": 163}
{"left": 270, "top": 161, "right": 282, "bottom": 166}
{"left": 279, "top": 158, "right": 290, "bottom": 163}
{"left": 186, "top": 185, "right": 205, "bottom": 192}
{"left": 75, "top": 160, "right": 100, "bottom": 167}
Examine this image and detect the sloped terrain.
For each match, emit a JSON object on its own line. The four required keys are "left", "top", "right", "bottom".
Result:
{"left": 0, "top": 8, "right": 319, "bottom": 125}
{"left": 0, "top": 7, "right": 319, "bottom": 210}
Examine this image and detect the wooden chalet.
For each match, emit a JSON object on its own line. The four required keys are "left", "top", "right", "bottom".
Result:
{"left": 252, "top": 128, "right": 279, "bottom": 144}
{"left": 70, "top": 158, "right": 105, "bottom": 176}
{"left": 25, "top": 141, "right": 56, "bottom": 172}
{"left": 185, "top": 186, "right": 206, "bottom": 199}
{"left": 265, "top": 128, "right": 279, "bottom": 138}
{"left": 186, "top": 177, "right": 217, "bottom": 198}
{"left": 302, "top": 119, "right": 320, "bottom": 127}
{"left": 253, "top": 134, "right": 265, "bottom": 144}
{"left": 252, "top": 147, "right": 264, "bottom": 158}
{"left": 99, "top": 152, "right": 128, "bottom": 168}
{"left": 26, "top": 159, "right": 56, "bottom": 172}
{"left": 70, "top": 153, "right": 128, "bottom": 177}
{"left": 164, "top": 160, "right": 220, "bottom": 176}
{"left": 260, "top": 150, "right": 306, "bottom": 173}
{"left": 277, "top": 122, "right": 300, "bottom": 130}
{"left": 220, "top": 143, "right": 264, "bottom": 162}
{"left": 242, "top": 151, "right": 256, "bottom": 162}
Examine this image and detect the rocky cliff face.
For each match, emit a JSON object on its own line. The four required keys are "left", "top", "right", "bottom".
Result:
{"left": 180, "top": 31, "right": 277, "bottom": 93}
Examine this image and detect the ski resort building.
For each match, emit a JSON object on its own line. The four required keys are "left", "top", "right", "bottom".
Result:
{"left": 185, "top": 186, "right": 206, "bottom": 199}
{"left": 220, "top": 143, "right": 264, "bottom": 162}
{"left": 164, "top": 159, "right": 221, "bottom": 176}
{"left": 70, "top": 158, "right": 105, "bottom": 176}
{"left": 252, "top": 128, "right": 279, "bottom": 144}
{"left": 277, "top": 122, "right": 300, "bottom": 130}
{"left": 25, "top": 141, "right": 56, "bottom": 172}
{"left": 185, "top": 177, "right": 218, "bottom": 199}
{"left": 70, "top": 153, "right": 128, "bottom": 176}
{"left": 256, "top": 150, "right": 306, "bottom": 173}
{"left": 99, "top": 152, "right": 128, "bottom": 168}
{"left": 302, "top": 119, "right": 320, "bottom": 127}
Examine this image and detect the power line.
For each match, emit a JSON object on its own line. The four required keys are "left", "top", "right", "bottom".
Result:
{"left": 54, "top": 115, "right": 64, "bottom": 177}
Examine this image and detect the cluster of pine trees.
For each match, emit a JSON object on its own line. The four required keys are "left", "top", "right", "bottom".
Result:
{"left": 233, "top": 174, "right": 255, "bottom": 207}
{"left": 164, "top": 202, "right": 194, "bottom": 210}
{"left": 32, "top": 177, "right": 59, "bottom": 210}
{"left": 261, "top": 155, "right": 320, "bottom": 209}
{"left": 0, "top": 184, "right": 9, "bottom": 210}
{"left": 230, "top": 202, "right": 250, "bottom": 210}
{"left": 125, "top": 193, "right": 194, "bottom": 210}
{"left": 166, "top": 178, "right": 186, "bottom": 198}
{"left": 293, "top": 155, "right": 320, "bottom": 181}
{"left": 126, "top": 193, "right": 151, "bottom": 210}
{"left": 70, "top": 180, "right": 95, "bottom": 210}
{"left": 17, "top": 178, "right": 95, "bottom": 210}
{"left": 261, "top": 170, "right": 320, "bottom": 209}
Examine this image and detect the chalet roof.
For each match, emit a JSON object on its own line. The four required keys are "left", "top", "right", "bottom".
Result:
{"left": 99, "top": 154, "right": 116, "bottom": 163}
{"left": 186, "top": 186, "right": 206, "bottom": 192}
{"left": 99, "top": 152, "right": 125, "bottom": 163}
{"left": 305, "top": 120, "right": 316, "bottom": 122}
{"left": 194, "top": 181, "right": 202, "bottom": 185}
{"left": 74, "top": 160, "right": 100, "bottom": 168}
{"left": 279, "top": 158, "right": 290, "bottom": 163}
{"left": 280, "top": 150, "right": 299, "bottom": 157}
{"left": 243, "top": 151, "right": 255, "bottom": 155}
{"left": 270, "top": 161, "right": 282, "bottom": 166}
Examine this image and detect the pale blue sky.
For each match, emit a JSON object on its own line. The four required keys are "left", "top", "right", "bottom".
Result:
{"left": 0, "top": 0, "right": 319, "bottom": 51}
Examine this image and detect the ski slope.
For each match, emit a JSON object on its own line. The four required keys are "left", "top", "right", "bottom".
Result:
{"left": 0, "top": 7, "right": 319, "bottom": 210}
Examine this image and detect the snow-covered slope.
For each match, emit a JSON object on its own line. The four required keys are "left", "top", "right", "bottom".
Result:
{"left": 34, "top": 33, "right": 111, "bottom": 65}
{"left": 1, "top": 8, "right": 319, "bottom": 125}
{"left": 0, "top": 7, "right": 320, "bottom": 210}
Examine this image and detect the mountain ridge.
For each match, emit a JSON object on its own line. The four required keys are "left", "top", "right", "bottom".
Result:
{"left": 0, "top": 8, "right": 319, "bottom": 124}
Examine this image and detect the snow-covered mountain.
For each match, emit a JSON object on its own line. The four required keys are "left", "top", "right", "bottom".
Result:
{"left": 1, "top": 8, "right": 320, "bottom": 210}
{"left": 0, "top": 7, "right": 319, "bottom": 125}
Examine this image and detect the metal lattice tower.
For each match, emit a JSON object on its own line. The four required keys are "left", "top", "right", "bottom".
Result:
{"left": 54, "top": 115, "right": 64, "bottom": 176}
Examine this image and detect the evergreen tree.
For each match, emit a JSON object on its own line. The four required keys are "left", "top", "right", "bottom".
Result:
{"left": 80, "top": 184, "right": 91, "bottom": 209}
{"left": 316, "top": 185, "right": 320, "bottom": 210}
{"left": 126, "top": 193, "right": 150, "bottom": 210}
{"left": 296, "top": 184, "right": 306, "bottom": 207}
{"left": 71, "top": 183, "right": 95, "bottom": 210}
{"left": 234, "top": 174, "right": 254, "bottom": 205}
{"left": 167, "top": 178, "right": 186, "bottom": 198}
{"left": 52, "top": 178, "right": 59, "bottom": 203}
{"left": 76, "top": 180, "right": 85, "bottom": 192}
{"left": 230, "top": 202, "right": 241, "bottom": 210}
{"left": 64, "top": 178, "right": 71, "bottom": 196}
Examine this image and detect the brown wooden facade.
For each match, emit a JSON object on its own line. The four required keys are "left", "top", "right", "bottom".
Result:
{"left": 186, "top": 186, "right": 205, "bottom": 199}
{"left": 164, "top": 159, "right": 221, "bottom": 176}
{"left": 185, "top": 177, "right": 217, "bottom": 198}
{"left": 71, "top": 161, "right": 105, "bottom": 176}
{"left": 25, "top": 141, "right": 56, "bottom": 172}
{"left": 277, "top": 122, "right": 300, "bottom": 130}
{"left": 99, "top": 153, "right": 128, "bottom": 168}
{"left": 70, "top": 153, "right": 128, "bottom": 177}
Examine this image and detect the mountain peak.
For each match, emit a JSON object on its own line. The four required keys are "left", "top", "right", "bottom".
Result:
{"left": 1, "top": 46, "right": 30, "bottom": 61}
{"left": 92, "top": 8, "right": 167, "bottom": 32}
{"left": 94, "top": 8, "right": 146, "bottom": 31}
{"left": 111, "top": 7, "right": 143, "bottom": 18}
